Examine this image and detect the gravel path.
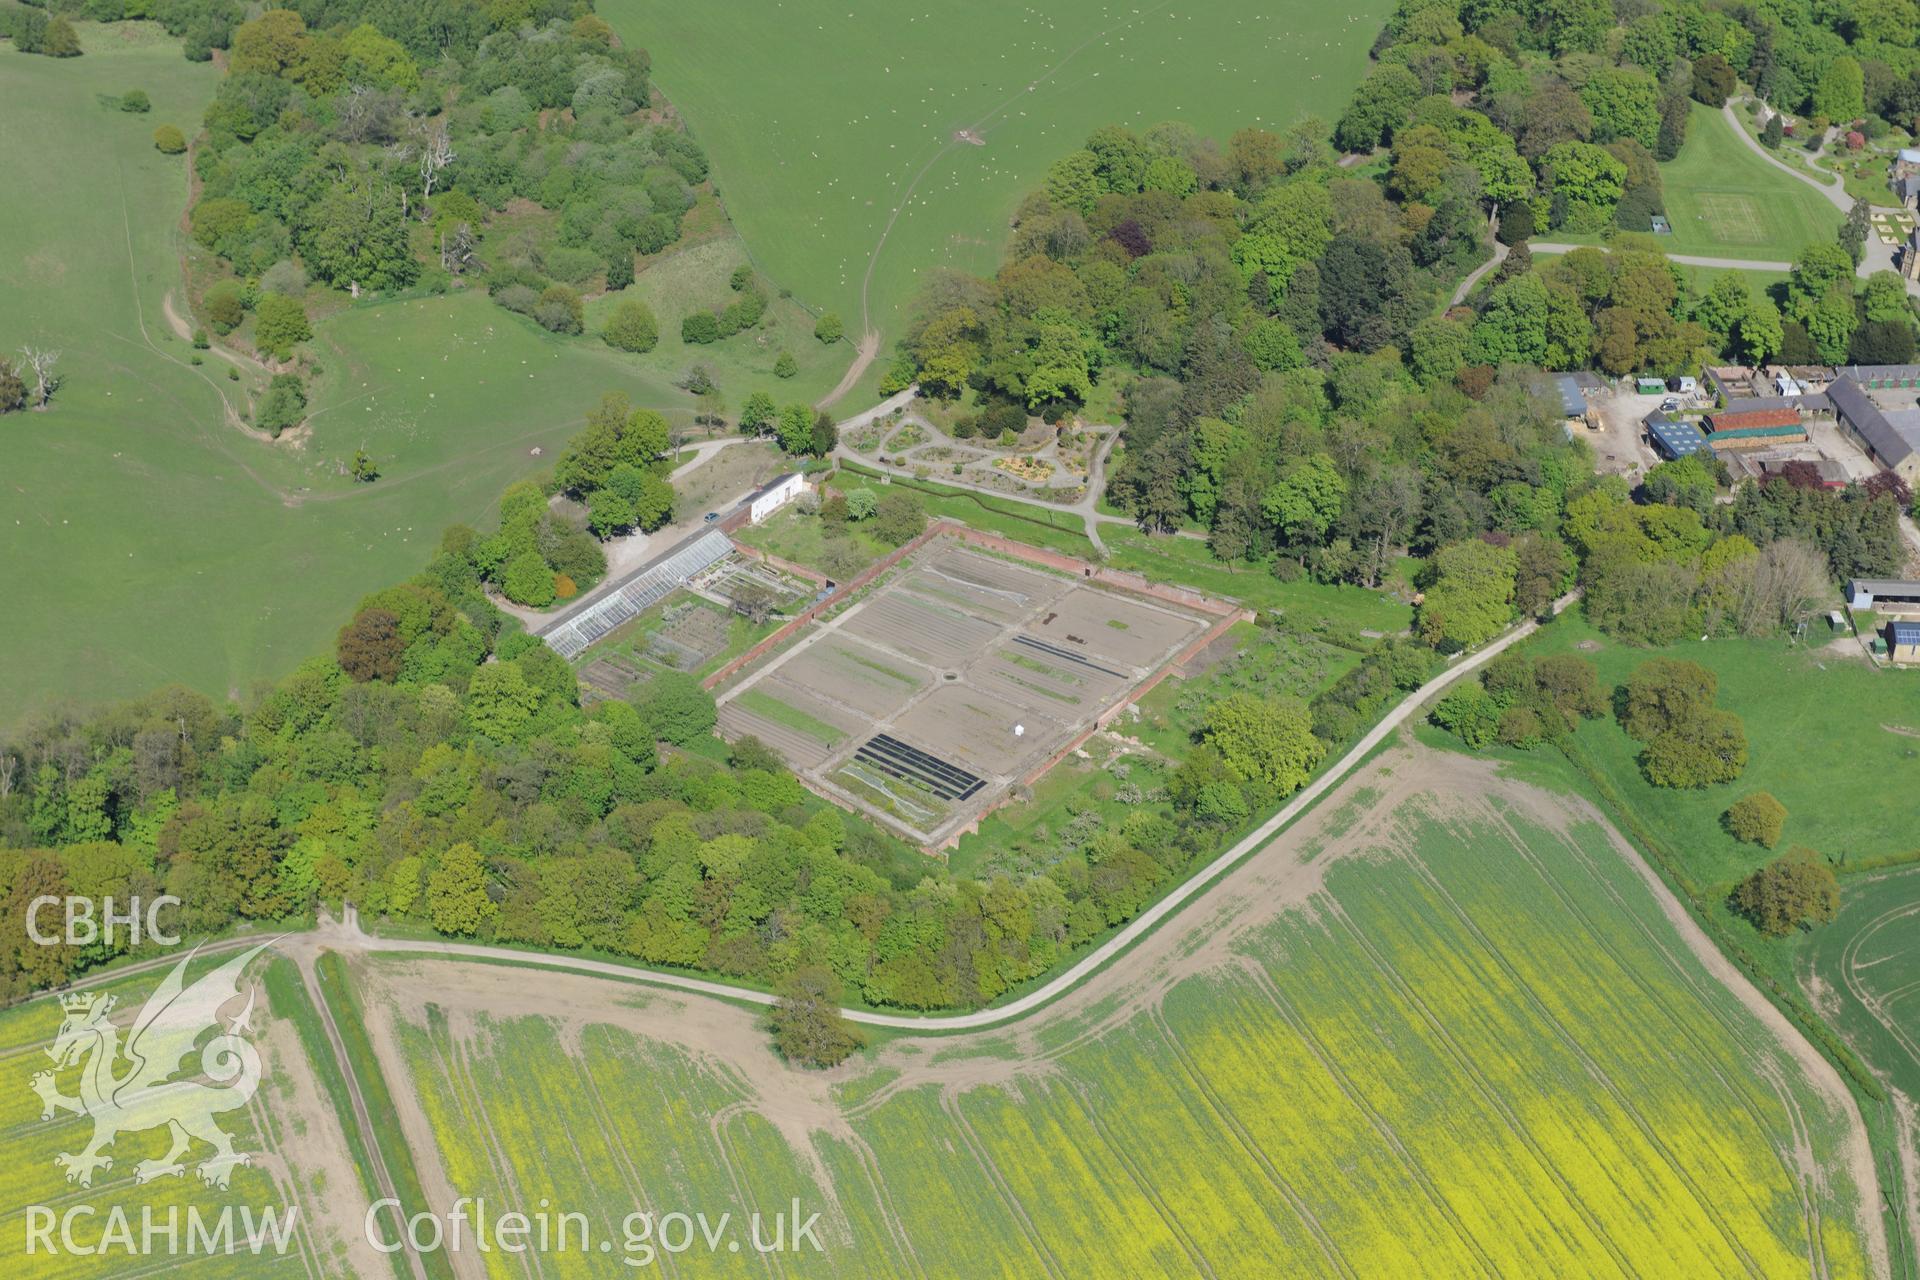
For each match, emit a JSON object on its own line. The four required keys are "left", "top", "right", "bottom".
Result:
{"left": 1529, "top": 242, "right": 1794, "bottom": 272}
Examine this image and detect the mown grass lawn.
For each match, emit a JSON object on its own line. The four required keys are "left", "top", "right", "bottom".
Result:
{"left": 1548, "top": 104, "right": 1840, "bottom": 264}
{"left": 1103, "top": 527, "right": 1414, "bottom": 640}
{"left": 1660, "top": 105, "right": 1842, "bottom": 261}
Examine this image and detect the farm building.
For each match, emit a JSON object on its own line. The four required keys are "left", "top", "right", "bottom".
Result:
{"left": 747, "top": 473, "right": 808, "bottom": 524}
{"left": 1889, "top": 620, "right": 1920, "bottom": 664}
{"left": 1709, "top": 424, "right": 1809, "bottom": 450}
{"left": 1826, "top": 375, "right": 1920, "bottom": 482}
{"left": 1704, "top": 405, "right": 1803, "bottom": 434}
{"left": 1848, "top": 579, "right": 1920, "bottom": 614}
{"left": 1701, "top": 403, "right": 1809, "bottom": 451}
{"left": 1743, "top": 457, "right": 1849, "bottom": 488}
{"left": 1645, "top": 412, "right": 1707, "bottom": 460}
{"left": 1636, "top": 375, "right": 1667, "bottom": 395}
{"left": 1550, "top": 373, "right": 1596, "bottom": 427}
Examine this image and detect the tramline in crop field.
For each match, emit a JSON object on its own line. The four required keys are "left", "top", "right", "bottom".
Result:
{"left": 347, "top": 747, "right": 1886, "bottom": 1278}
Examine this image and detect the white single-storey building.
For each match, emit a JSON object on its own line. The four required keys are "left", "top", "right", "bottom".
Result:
{"left": 748, "top": 472, "right": 808, "bottom": 524}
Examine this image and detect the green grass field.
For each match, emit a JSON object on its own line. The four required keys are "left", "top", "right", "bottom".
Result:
{"left": 1104, "top": 526, "right": 1414, "bottom": 640}
{"left": 599, "top": 0, "right": 1391, "bottom": 338}
{"left": 0, "top": 27, "right": 844, "bottom": 723}
{"left": 367, "top": 772, "right": 1879, "bottom": 1276}
{"left": 1540, "top": 105, "right": 1840, "bottom": 264}
{"left": 1524, "top": 617, "right": 1920, "bottom": 894}
{"left": 580, "top": 234, "right": 845, "bottom": 404}
{"left": 1651, "top": 104, "right": 1838, "bottom": 263}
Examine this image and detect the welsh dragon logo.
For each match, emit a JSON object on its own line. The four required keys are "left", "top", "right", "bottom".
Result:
{"left": 31, "top": 940, "right": 276, "bottom": 1191}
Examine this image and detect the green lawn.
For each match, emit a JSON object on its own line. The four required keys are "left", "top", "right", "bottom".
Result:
{"left": 839, "top": 462, "right": 1100, "bottom": 558}
{"left": 1103, "top": 526, "right": 1414, "bottom": 640}
{"left": 1659, "top": 105, "right": 1841, "bottom": 261}
{"left": 599, "top": 0, "right": 1391, "bottom": 338}
{"left": 731, "top": 498, "right": 891, "bottom": 576}
{"left": 1541, "top": 104, "right": 1840, "bottom": 264}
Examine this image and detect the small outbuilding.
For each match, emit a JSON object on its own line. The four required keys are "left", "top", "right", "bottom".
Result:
{"left": 1636, "top": 375, "right": 1667, "bottom": 395}
{"left": 747, "top": 473, "right": 808, "bottom": 524}
{"left": 1888, "top": 620, "right": 1920, "bottom": 664}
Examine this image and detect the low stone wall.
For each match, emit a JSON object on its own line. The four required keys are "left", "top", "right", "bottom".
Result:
{"left": 729, "top": 541, "right": 831, "bottom": 586}
{"left": 702, "top": 523, "right": 946, "bottom": 691}
{"left": 942, "top": 525, "right": 1242, "bottom": 617}
{"left": 936, "top": 585, "right": 1252, "bottom": 850}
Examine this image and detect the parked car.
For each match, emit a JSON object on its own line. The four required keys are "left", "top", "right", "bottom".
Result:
{"left": 703, "top": 511, "right": 720, "bottom": 523}
{"left": 1659, "top": 397, "right": 1681, "bottom": 411}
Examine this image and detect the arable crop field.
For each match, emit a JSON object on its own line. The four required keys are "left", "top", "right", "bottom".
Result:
{"left": 1802, "top": 865, "right": 1920, "bottom": 1252}
{"left": 598, "top": 0, "right": 1392, "bottom": 339}
{"left": 349, "top": 745, "right": 1885, "bottom": 1278}
{"left": 0, "top": 949, "right": 388, "bottom": 1278}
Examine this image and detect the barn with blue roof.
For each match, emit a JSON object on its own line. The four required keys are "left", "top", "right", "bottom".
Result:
{"left": 1644, "top": 411, "right": 1707, "bottom": 460}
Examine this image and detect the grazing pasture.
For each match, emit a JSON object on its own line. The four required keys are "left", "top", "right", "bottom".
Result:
{"left": 357, "top": 749, "right": 1882, "bottom": 1278}
{"left": 0, "top": 30, "right": 832, "bottom": 724}
{"left": 599, "top": 0, "right": 1392, "bottom": 337}
{"left": 1521, "top": 617, "right": 1920, "bottom": 924}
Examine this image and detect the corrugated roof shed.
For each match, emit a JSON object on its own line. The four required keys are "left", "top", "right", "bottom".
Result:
{"left": 1843, "top": 364, "right": 1920, "bottom": 386}
{"left": 1851, "top": 578, "right": 1920, "bottom": 597}
{"left": 1553, "top": 374, "right": 1587, "bottom": 416}
{"left": 1646, "top": 414, "right": 1707, "bottom": 459}
{"left": 1708, "top": 423, "right": 1808, "bottom": 442}
{"left": 1724, "top": 393, "right": 1831, "bottom": 416}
